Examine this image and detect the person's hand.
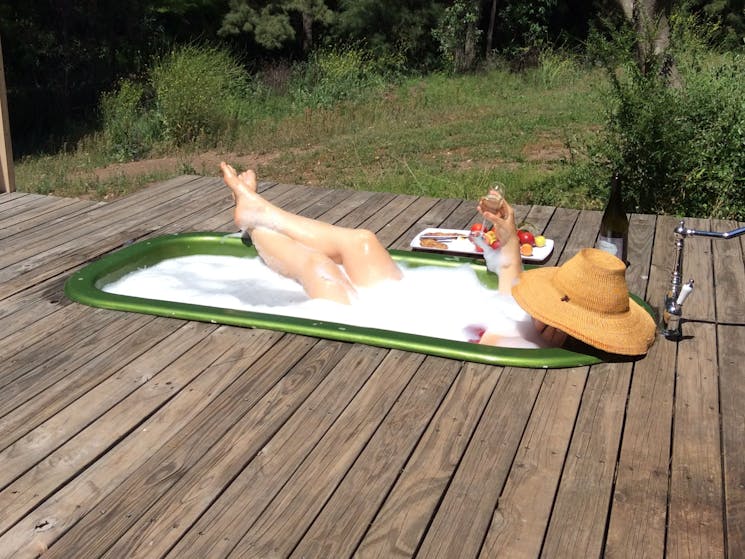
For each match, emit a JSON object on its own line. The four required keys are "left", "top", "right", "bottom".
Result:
{"left": 533, "top": 319, "right": 568, "bottom": 347}
{"left": 475, "top": 196, "right": 522, "bottom": 295}
{"left": 478, "top": 197, "right": 517, "bottom": 247}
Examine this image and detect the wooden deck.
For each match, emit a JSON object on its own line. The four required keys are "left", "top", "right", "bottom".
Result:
{"left": 0, "top": 175, "right": 743, "bottom": 558}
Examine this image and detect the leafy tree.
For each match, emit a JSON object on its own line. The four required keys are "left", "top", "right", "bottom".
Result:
{"left": 494, "top": 0, "right": 559, "bottom": 62}
{"left": 333, "top": 0, "right": 446, "bottom": 70}
{"left": 581, "top": 14, "right": 745, "bottom": 218}
{"left": 685, "top": 0, "right": 745, "bottom": 49}
{"left": 0, "top": 0, "right": 226, "bottom": 155}
{"left": 0, "top": 1, "right": 168, "bottom": 154}
{"left": 219, "top": 0, "right": 334, "bottom": 52}
{"left": 434, "top": 0, "right": 482, "bottom": 72}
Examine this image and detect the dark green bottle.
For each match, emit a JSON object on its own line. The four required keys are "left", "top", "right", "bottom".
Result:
{"left": 595, "top": 173, "right": 629, "bottom": 264}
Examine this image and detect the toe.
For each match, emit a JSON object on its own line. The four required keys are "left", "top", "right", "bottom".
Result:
{"left": 221, "top": 162, "right": 248, "bottom": 196}
{"left": 238, "top": 169, "right": 257, "bottom": 192}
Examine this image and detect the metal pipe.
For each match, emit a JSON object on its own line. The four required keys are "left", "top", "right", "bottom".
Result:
{"left": 674, "top": 222, "right": 745, "bottom": 239}
{"left": 661, "top": 220, "right": 745, "bottom": 339}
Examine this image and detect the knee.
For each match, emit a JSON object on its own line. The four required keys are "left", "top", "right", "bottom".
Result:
{"left": 302, "top": 252, "right": 355, "bottom": 303}
{"left": 350, "top": 229, "right": 381, "bottom": 255}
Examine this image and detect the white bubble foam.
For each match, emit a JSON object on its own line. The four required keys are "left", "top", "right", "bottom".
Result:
{"left": 103, "top": 254, "right": 545, "bottom": 348}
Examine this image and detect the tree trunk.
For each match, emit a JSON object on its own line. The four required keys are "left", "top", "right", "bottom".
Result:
{"left": 486, "top": 0, "right": 498, "bottom": 56}
{"left": 301, "top": 10, "right": 313, "bottom": 53}
{"left": 617, "top": 0, "right": 677, "bottom": 81}
{"left": 454, "top": 20, "right": 477, "bottom": 72}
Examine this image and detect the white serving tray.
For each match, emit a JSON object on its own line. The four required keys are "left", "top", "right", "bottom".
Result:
{"left": 410, "top": 228, "right": 554, "bottom": 263}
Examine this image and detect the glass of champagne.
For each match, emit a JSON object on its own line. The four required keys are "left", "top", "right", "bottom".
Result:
{"left": 479, "top": 182, "right": 505, "bottom": 232}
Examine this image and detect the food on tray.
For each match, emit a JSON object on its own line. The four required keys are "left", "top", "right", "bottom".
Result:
{"left": 420, "top": 238, "right": 449, "bottom": 249}
{"left": 411, "top": 227, "right": 554, "bottom": 263}
{"left": 483, "top": 230, "right": 500, "bottom": 249}
{"left": 424, "top": 230, "right": 468, "bottom": 239}
{"left": 517, "top": 229, "right": 536, "bottom": 246}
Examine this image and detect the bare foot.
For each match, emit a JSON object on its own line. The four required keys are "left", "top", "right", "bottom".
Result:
{"left": 221, "top": 162, "right": 257, "bottom": 198}
{"left": 238, "top": 169, "right": 257, "bottom": 193}
{"left": 220, "top": 161, "right": 267, "bottom": 231}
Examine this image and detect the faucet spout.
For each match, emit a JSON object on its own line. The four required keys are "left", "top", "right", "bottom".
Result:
{"left": 661, "top": 219, "right": 744, "bottom": 340}
{"left": 675, "top": 222, "right": 745, "bottom": 240}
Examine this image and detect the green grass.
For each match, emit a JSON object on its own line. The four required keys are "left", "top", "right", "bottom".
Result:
{"left": 16, "top": 58, "right": 607, "bottom": 206}
{"left": 236, "top": 64, "right": 606, "bottom": 205}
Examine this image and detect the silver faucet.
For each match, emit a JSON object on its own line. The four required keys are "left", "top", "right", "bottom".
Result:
{"left": 661, "top": 220, "right": 745, "bottom": 339}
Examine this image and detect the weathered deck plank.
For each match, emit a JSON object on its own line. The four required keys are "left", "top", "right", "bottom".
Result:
{"left": 289, "top": 357, "right": 462, "bottom": 559}
{"left": 604, "top": 211, "right": 672, "bottom": 559}
{"left": 98, "top": 339, "right": 352, "bottom": 559}
{"left": 355, "top": 362, "right": 503, "bottom": 559}
{"left": 711, "top": 218, "right": 745, "bottom": 324}
{"left": 0, "top": 179, "right": 740, "bottom": 559}
{"left": 0, "top": 321, "right": 219, "bottom": 532}
{"left": 227, "top": 350, "right": 431, "bottom": 558}
{"left": 0, "top": 191, "right": 29, "bottom": 206}
{"left": 22, "top": 332, "right": 321, "bottom": 559}
{"left": 677, "top": 216, "right": 715, "bottom": 322}
{"left": 667, "top": 321, "right": 725, "bottom": 558}
{"left": 416, "top": 367, "right": 546, "bottom": 559}
{"left": 0, "top": 192, "right": 37, "bottom": 214}
{"left": 0, "top": 197, "right": 98, "bottom": 240}
{"left": 165, "top": 344, "right": 391, "bottom": 558}
{"left": 719, "top": 324, "right": 745, "bottom": 558}
{"left": 479, "top": 366, "right": 587, "bottom": 559}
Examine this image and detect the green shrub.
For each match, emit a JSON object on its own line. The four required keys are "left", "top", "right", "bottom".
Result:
{"left": 289, "top": 47, "right": 389, "bottom": 109}
{"left": 581, "top": 16, "right": 745, "bottom": 219}
{"left": 150, "top": 44, "right": 250, "bottom": 147}
{"left": 100, "top": 80, "right": 160, "bottom": 161}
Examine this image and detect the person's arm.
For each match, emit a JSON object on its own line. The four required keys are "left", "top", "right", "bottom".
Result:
{"left": 477, "top": 318, "right": 567, "bottom": 348}
{"left": 476, "top": 196, "right": 522, "bottom": 296}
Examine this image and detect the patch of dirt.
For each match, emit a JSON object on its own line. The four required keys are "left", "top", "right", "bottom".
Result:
{"left": 85, "top": 135, "right": 572, "bottom": 191}
{"left": 89, "top": 150, "right": 283, "bottom": 182}
{"left": 522, "top": 136, "right": 571, "bottom": 163}
{"left": 427, "top": 147, "right": 516, "bottom": 172}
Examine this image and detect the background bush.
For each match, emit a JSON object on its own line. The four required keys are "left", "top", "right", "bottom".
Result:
{"left": 150, "top": 45, "right": 251, "bottom": 147}
{"left": 289, "top": 47, "right": 393, "bottom": 109}
{"left": 100, "top": 81, "right": 160, "bottom": 161}
{"left": 560, "top": 16, "right": 745, "bottom": 219}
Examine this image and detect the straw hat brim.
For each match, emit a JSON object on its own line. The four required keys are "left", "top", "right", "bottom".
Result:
{"left": 512, "top": 266, "right": 656, "bottom": 356}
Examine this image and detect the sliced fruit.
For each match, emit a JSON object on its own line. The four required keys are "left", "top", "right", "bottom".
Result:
{"left": 517, "top": 229, "right": 535, "bottom": 246}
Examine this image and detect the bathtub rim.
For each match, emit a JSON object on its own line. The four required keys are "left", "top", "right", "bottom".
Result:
{"left": 64, "top": 232, "right": 654, "bottom": 369}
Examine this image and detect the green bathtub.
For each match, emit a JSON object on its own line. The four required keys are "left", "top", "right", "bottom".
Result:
{"left": 65, "top": 232, "right": 648, "bottom": 368}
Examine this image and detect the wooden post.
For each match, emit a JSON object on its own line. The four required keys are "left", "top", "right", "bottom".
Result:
{"left": 0, "top": 35, "right": 15, "bottom": 193}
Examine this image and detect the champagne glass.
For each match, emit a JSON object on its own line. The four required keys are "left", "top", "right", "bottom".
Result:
{"left": 479, "top": 182, "right": 505, "bottom": 233}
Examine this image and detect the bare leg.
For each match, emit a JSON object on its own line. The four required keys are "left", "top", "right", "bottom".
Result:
{"left": 250, "top": 227, "right": 357, "bottom": 304}
{"left": 221, "top": 162, "right": 402, "bottom": 292}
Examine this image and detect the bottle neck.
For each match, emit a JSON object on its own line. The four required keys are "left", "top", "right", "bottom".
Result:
{"left": 608, "top": 174, "right": 623, "bottom": 207}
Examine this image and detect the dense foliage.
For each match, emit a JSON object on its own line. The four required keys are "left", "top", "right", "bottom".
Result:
{"left": 560, "top": 15, "right": 745, "bottom": 219}
{"left": 3, "top": 0, "right": 742, "bottom": 156}
{"left": 3, "top": 1, "right": 744, "bottom": 218}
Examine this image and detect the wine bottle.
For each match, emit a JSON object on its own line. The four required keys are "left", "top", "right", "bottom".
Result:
{"left": 596, "top": 172, "right": 629, "bottom": 264}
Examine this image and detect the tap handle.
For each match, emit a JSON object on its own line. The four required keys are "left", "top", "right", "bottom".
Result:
{"left": 676, "top": 279, "right": 694, "bottom": 306}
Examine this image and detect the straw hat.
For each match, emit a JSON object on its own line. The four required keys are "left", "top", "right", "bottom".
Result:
{"left": 512, "top": 248, "right": 656, "bottom": 355}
